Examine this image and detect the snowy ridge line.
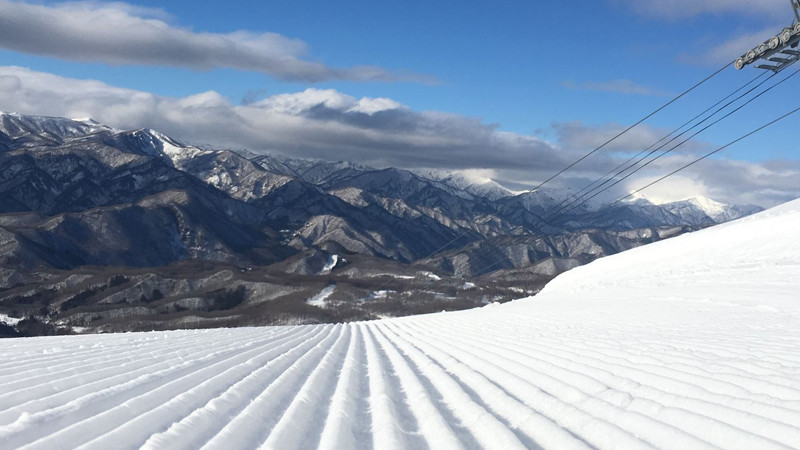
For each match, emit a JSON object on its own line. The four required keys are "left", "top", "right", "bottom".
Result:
{"left": 401, "top": 315, "right": 799, "bottom": 449}
{"left": 368, "top": 322, "right": 465, "bottom": 449}
{"left": 0, "top": 315, "right": 798, "bottom": 449}
{"left": 375, "top": 321, "right": 536, "bottom": 449}
{"left": 0, "top": 328, "right": 254, "bottom": 408}
{"left": 263, "top": 325, "right": 354, "bottom": 448}
{"left": 81, "top": 326, "right": 318, "bottom": 449}
{"left": 0, "top": 328, "right": 285, "bottom": 416}
{"left": 201, "top": 324, "right": 342, "bottom": 448}
{"left": 380, "top": 320, "right": 589, "bottom": 450}
{"left": 141, "top": 326, "right": 328, "bottom": 449}
{"left": 437, "top": 314, "right": 800, "bottom": 415}
{"left": 360, "top": 322, "right": 415, "bottom": 450}
{"left": 394, "top": 317, "right": 680, "bottom": 449}
{"left": 3, "top": 200, "right": 800, "bottom": 449}
{"left": 442, "top": 309, "right": 800, "bottom": 424}
{"left": 317, "top": 326, "right": 371, "bottom": 450}
{"left": 1, "top": 327, "right": 313, "bottom": 448}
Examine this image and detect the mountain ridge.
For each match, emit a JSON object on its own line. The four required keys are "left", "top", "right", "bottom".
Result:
{"left": 0, "top": 111, "right": 766, "bottom": 332}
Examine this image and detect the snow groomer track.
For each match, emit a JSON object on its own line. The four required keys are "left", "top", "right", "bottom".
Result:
{"left": 3, "top": 200, "right": 800, "bottom": 449}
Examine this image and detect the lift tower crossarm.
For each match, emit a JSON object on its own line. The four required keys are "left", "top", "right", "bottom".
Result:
{"left": 734, "top": 1, "right": 800, "bottom": 71}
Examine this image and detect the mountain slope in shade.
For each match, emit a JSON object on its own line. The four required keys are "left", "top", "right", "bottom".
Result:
{"left": 0, "top": 198, "right": 798, "bottom": 448}
{"left": 0, "top": 188, "right": 287, "bottom": 269}
{"left": 0, "top": 111, "right": 771, "bottom": 327}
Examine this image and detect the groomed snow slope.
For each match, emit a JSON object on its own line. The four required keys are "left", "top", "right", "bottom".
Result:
{"left": 2, "top": 201, "right": 800, "bottom": 449}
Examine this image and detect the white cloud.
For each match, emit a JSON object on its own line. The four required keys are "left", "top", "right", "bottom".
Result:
{"left": 552, "top": 121, "right": 711, "bottom": 154}
{"left": 0, "top": 0, "right": 431, "bottom": 83}
{"left": 0, "top": 66, "right": 562, "bottom": 170}
{"left": 1, "top": 65, "right": 798, "bottom": 207}
{"left": 623, "top": 174, "right": 711, "bottom": 204}
{"left": 615, "top": 156, "right": 800, "bottom": 207}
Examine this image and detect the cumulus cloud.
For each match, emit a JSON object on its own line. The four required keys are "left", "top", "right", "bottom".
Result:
{"left": 615, "top": 0, "right": 787, "bottom": 20}
{"left": 613, "top": 157, "right": 800, "bottom": 207}
{"left": 0, "top": 0, "right": 430, "bottom": 83}
{"left": 561, "top": 79, "right": 672, "bottom": 97}
{"left": 0, "top": 66, "right": 565, "bottom": 172}
{"left": 1, "top": 66, "right": 798, "bottom": 207}
{"left": 552, "top": 121, "right": 712, "bottom": 155}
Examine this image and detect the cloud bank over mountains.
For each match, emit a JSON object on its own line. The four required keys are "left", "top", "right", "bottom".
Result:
{"left": 2, "top": 65, "right": 797, "bottom": 208}
{"left": 0, "top": 0, "right": 430, "bottom": 83}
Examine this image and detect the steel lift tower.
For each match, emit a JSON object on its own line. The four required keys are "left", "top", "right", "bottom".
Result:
{"left": 735, "top": 0, "right": 800, "bottom": 72}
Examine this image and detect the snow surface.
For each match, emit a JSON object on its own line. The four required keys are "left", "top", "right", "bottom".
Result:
{"left": 0, "top": 313, "right": 21, "bottom": 326}
{"left": 320, "top": 254, "right": 339, "bottom": 275}
{"left": 2, "top": 200, "right": 800, "bottom": 449}
{"left": 306, "top": 285, "right": 336, "bottom": 307}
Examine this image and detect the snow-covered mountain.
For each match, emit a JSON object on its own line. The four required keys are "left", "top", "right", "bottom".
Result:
{"left": 0, "top": 111, "right": 114, "bottom": 149}
{"left": 0, "top": 111, "right": 767, "bottom": 330}
{"left": 1, "top": 197, "right": 798, "bottom": 448}
{"left": 412, "top": 168, "right": 520, "bottom": 200}
{"left": 660, "top": 195, "right": 763, "bottom": 224}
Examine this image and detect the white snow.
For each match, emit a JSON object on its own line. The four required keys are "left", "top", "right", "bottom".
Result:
{"left": 369, "top": 289, "right": 394, "bottom": 299}
{"left": 422, "top": 271, "right": 442, "bottom": 281}
{"left": 0, "top": 313, "right": 21, "bottom": 326}
{"left": 320, "top": 254, "right": 339, "bottom": 275}
{"left": 306, "top": 285, "right": 336, "bottom": 307}
{"left": 143, "top": 129, "right": 209, "bottom": 163}
{"left": 368, "top": 273, "right": 415, "bottom": 279}
{"left": 683, "top": 195, "right": 727, "bottom": 216}
{"left": 2, "top": 199, "right": 800, "bottom": 448}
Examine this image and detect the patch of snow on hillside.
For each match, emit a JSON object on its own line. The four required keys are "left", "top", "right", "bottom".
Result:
{"left": 306, "top": 285, "right": 336, "bottom": 307}
{"left": 0, "top": 313, "right": 21, "bottom": 326}
{"left": 320, "top": 254, "right": 339, "bottom": 275}
{"left": 684, "top": 195, "right": 726, "bottom": 216}
{"left": 145, "top": 129, "right": 209, "bottom": 163}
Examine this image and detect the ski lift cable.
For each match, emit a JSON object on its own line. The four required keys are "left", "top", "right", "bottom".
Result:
{"left": 449, "top": 65, "right": 800, "bottom": 279}
{"left": 547, "top": 71, "right": 769, "bottom": 217}
{"left": 394, "top": 60, "right": 738, "bottom": 281}
{"left": 461, "top": 97, "right": 800, "bottom": 279}
{"left": 551, "top": 63, "right": 800, "bottom": 223}
{"left": 544, "top": 69, "right": 781, "bottom": 224}
{"left": 614, "top": 103, "right": 800, "bottom": 206}
{"left": 436, "top": 64, "right": 749, "bottom": 276}
{"left": 526, "top": 61, "right": 733, "bottom": 194}
{"left": 418, "top": 6, "right": 800, "bottom": 285}
{"left": 549, "top": 64, "right": 800, "bottom": 224}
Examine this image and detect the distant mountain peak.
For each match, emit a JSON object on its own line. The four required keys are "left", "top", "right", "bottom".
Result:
{"left": 620, "top": 193, "right": 654, "bottom": 207}
{"left": 680, "top": 195, "right": 726, "bottom": 214}
{"left": 0, "top": 111, "right": 114, "bottom": 144}
{"left": 71, "top": 117, "right": 101, "bottom": 125}
{"left": 412, "top": 168, "right": 518, "bottom": 201}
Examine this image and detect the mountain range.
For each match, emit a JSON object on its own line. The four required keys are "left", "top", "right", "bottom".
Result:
{"left": 0, "top": 111, "right": 762, "bottom": 334}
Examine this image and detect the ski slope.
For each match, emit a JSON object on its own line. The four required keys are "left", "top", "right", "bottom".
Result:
{"left": 2, "top": 200, "right": 800, "bottom": 449}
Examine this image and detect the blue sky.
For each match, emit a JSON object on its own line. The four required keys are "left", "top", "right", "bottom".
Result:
{"left": 0, "top": 0, "right": 799, "bottom": 206}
